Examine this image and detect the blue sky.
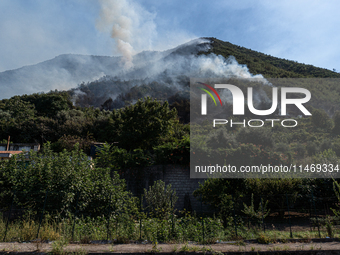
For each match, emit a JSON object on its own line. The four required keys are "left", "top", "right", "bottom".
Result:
{"left": 0, "top": 0, "right": 339, "bottom": 72}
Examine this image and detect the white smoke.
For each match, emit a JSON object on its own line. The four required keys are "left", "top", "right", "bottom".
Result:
{"left": 0, "top": 37, "right": 270, "bottom": 104}
{"left": 70, "top": 38, "right": 272, "bottom": 109}
{"left": 96, "top": 0, "right": 157, "bottom": 69}
{"left": 118, "top": 39, "right": 267, "bottom": 84}
{"left": 94, "top": 0, "right": 267, "bottom": 86}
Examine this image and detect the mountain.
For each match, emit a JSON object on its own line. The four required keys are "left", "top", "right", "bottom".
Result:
{"left": 0, "top": 37, "right": 339, "bottom": 103}
{"left": 0, "top": 38, "right": 211, "bottom": 100}
{"left": 70, "top": 38, "right": 340, "bottom": 110}
{"left": 0, "top": 37, "right": 340, "bottom": 143}
{"left": 0, "top": 54, "right": 123, "bottom": 99}
{"left": 209, "top": 38, "right": 340, "bottom": 78}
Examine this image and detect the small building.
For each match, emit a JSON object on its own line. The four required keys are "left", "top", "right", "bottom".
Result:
{"left": 0, "top": 143, "right": 40, "bottom": 160}
{"left": 0, "top": 143, "right": 40, "bottom": 152}
{"left": 0, "top": 151, "right": 24, "bottom": 160}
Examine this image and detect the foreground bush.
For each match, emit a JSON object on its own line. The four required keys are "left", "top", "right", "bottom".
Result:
{"left": 0, "top": 143, "right": 137, "bottom": 218}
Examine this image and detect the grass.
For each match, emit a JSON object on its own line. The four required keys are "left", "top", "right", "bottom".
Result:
{"left": 51, "top": 238, "right": 68, "bottom": 255}
{"left": 0, "top": 213, "right": 339, "bottom": 244}
{"left": 149, "top": 242, "right": 162, "bottom": 253}
{"left": 178, "top": 243, "right": 201, "bottom": 252}
{"left": 257, "top": 233, "right": 275, "bottom": 244}
{"left": 50, "top": 239, "right": 88, "bottom": 255}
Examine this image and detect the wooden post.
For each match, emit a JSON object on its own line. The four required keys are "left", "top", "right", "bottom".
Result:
{"left": 6, "top": 136, "right": 10, "bottom": 151}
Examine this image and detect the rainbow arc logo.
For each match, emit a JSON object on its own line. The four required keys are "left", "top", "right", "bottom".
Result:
{"left": 197, "top": 82, "right": 222, "bottom": 115}
{"left": 197, "top": 82, "right": 222, "bottom": 106}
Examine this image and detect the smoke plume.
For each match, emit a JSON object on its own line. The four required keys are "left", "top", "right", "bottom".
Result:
{"left": 70, "top": 38, "right": 271, "bottom": 109}
{"left": 96, "top": 0, "right": 157, "bottom": 69}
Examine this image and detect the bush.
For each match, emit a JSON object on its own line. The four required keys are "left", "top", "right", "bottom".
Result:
{"left": 242, "top": 193, "right": 270, "bottom": 225}
{"left": 206, "top": 128, "right": 237, "bottom": 149}
{"left": 144, "top": 180, "right": 178, "bottom": 219}
{"left": 193, "top": 178, "right": 246, "bottom": 228}
{"left": 275, "top": 142, "right": 290, "bottom": 153}
{"left": 332, "top": 141, "right": 340, "bottom": 156}
{"left": 306, "top": 141, "right": 319, "bottom": 156}
{"left": 0, "top": 143, "right": 136, "bottom": 217}
{"left": 95, "top": 143, "right": 153, "bottom": 170}
{"left": 320, "top": 139, "right": 332, "bottom": 152}
{"left": 333, "top": 110, "right": 340, "bottom": 134}
{"left": 110, "top": 97, "right": 178, "bottom": 150}
{"left": 312, "top": 108, "right": 333, "bottom": 130}
{"left": 294, "top": 143, "right": 306, "bottom": 158}
{"left": 236, "top": 128, "right": 274, "bottom": 148}
{"left": 226, "top": 143, "right": 289, "bottom": 167}
{"left": 153, "top": 135, "right": 189, "bottom": 165}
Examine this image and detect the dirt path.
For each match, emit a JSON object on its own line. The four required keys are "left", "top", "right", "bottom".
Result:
{"left": 1, "top": 240, "right": 340, "bottom": 254}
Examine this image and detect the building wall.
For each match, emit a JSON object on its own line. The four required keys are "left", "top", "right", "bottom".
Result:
{"left": 0, "top": 143, "right": 40, "bottom": 152}
{"left": 120, "top": 165, "right": 211, "bottom": 213}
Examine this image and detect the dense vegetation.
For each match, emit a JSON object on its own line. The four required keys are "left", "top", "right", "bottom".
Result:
{"left": 0, "top": 143, "right": 136, "bottom": 217}
{"left": 208, "top": 38, "right": 340, "bottom": 78}
{"left": 1, "top": 38, "right": 340, "bottom": 241}
{"left": 0, "top": 94, "right": 188, "bottom": 151}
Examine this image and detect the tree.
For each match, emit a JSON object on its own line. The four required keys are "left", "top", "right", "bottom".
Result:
{"left": 144, "top": 180, "right": 178, "bottom": 219}
{"left": 0, "top": 96, "right": 35, "bottom": 120}
{"left": 246, "top": 178, "right": 303, "bottom": 218}
{"left": 332, "top": 179, "right": 340, "bottom": 217}
{"left": 333, "top": 110, "right": 340, "bottom": 134}
{"left": 0, "top": 143, "right": 136, "bottom": 217}
{"left": 21, "top": 92, "right": 73, "bottom": 117}
{"left": 52, "top": 134, "right": 94, "bottom": 154}
{"left": 242, "top": 193, "right": 270, "bottom": 225}
{"left": 236, "top": 127, "right": 274, "bottom": 148}
{"left": 312, "top": 108, "right": 333, "bottom": 130}
{"left": 94, "top": 142, "right": 152, "bottom": 171}
{"left": 110, "top": 97, "right": 178, "bottom": 150}
{"left": 193, "top": 179, "right": 246, "bottom": 228}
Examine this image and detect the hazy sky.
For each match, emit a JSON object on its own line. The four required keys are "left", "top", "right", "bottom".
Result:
{"left": 0, "top": 0, "right": 339, "bottom": 72}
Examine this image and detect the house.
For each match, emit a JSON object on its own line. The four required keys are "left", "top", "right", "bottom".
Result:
{"left": 0, "top": 143, "right": 40, "bottom": 152}
{"left": 0, "top": 151, "right": 24, "bottom": 160}
{"left": 0, "top": 143, "right": 40, "bottom": 160}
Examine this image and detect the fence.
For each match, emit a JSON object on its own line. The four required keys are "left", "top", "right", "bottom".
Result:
{"left": 1, "top": 190, "right": 340, "bottom": 243}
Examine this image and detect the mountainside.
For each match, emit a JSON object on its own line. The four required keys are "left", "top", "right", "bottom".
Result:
{"left": 0, "top": 38, "right": 210, "bottom": 100}
{"left": 70, "top": 38, "right": 340, "bottom": 110}
{"left": 0, "top": 54, "right": 123, "bottom": 99}
{"left": 209, "top": 38, "right": 340, "bottom": 78}
{"left": 0, "top": 37, "right": 339, "bottom": 104}
{"left": 0, "top": 38, "right": 339, "bottom": 159}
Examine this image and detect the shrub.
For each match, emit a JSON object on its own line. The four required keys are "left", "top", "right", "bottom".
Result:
{"left": 0, "top": 143, "right": 136, "bottom": 217}
{"left": 206, "top": 128, "right": 237, "bottom": 149}
{"left": 332, "top": 110, "right": 340, "bottom": 134}
{"left": 294, "top": 143, "right": 306, "bottom": 158}
{"left": 306, "top": 141, "right": 319, "bottom": 156}
{"left": 153, "top": 135, "right": 189, "bottom": 165}
{"left": 236, "top": 128, "right": 274, "bottom": 148}
{"left": 144, "top": 180, "right": 178, "bottom": 219}
{"left": 275, "top": 142, "right": 290, "bottom": 153}
{"left": 311, "top": 108, "right": 333, "bottom": 130}
{"left": 242, "top": 193, "right": 270, "bottom": 225}
{"left": 320, "top": 139, "right": 332, "bottom": 152}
